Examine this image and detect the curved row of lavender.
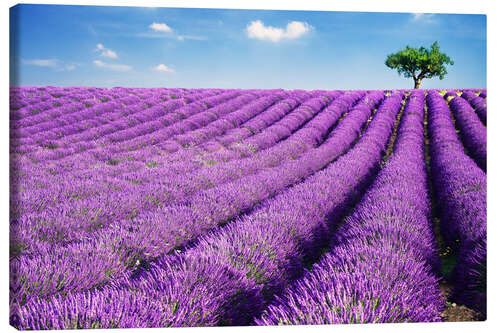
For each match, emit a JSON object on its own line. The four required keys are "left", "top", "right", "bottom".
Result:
{"left": 460, "top": 90, "right": 487, "bottom": 125}
{"left": 427, "top": 91, "right": 487, "bottom": 316}
{"left": 10, "top": 86, "right": 486, "bottom": 328}
{"left": 443, "top": 89, "right": 487, "bottom": 126}
{"left": 256, "top": 91, "right": 443, "bottom": 325}
{"left": 448, "top": 96, "right": 487, "bottom": 171}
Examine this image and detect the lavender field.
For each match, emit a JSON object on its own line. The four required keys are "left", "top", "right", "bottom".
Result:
{"left": 9, "top": 86, "right": 486, "bottom": 329}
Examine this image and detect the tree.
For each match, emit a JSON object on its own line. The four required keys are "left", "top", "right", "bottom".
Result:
{"left": 385, "top": 41, "right": 454, "bottom": 89}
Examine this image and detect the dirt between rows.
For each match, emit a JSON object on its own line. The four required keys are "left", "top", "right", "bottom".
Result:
{"left": 439, "top": 282, "right": 483, "bottom": 322}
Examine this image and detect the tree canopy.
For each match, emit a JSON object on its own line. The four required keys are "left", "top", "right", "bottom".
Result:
{"left": 385, "top": 41, "right": 454, "bottom": 89}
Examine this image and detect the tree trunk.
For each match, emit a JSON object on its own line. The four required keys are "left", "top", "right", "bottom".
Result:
{"left": 414, "top": 78, "right": 423, "bottom": 89}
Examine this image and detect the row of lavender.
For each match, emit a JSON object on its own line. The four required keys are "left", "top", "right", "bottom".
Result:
{"left": 10, "top": 87, "right": 486, "bottom": 328}
{"left": 427, "top": 91, "right": 487, "bottom": 315}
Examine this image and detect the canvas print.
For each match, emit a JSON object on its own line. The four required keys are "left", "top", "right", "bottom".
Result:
{"left": 9, "top": 3, "right": 486, "bottom": 329}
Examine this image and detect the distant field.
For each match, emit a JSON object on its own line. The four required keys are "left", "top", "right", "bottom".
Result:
{"left": 9, "top": 86, "right": 486, "bottom": 328}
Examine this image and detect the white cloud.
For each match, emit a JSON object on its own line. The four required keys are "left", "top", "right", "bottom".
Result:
{"left": 411, "top": 13, "right": 436, "bottom": 23}
{"left": 246, "top": 20, "right": 312, "bottom": 42}
{"left": 142, "top": 22, "right": 205, "bottom": 41}
{"left": 101, "top": 49, "right": 118, "bottom": 59}
{"left": 95, "top": 44, "right": 118, "bottom": 59}
{"left": 284, "top": 21, "right": 311, "bottom": 39}
{"left": 93, "top": 60, "right": 132, "bottom": 71}
{"left": 154, "top": 64, "right": 175, "bottom": 73}
{"left": 149, "top": 22, "right": 172, "bottom": 32}
{"left": 246, "top": 20, "right": 283, "bottom": 42}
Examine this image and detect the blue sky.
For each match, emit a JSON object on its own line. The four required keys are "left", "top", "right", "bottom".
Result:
{"left": 9, "top": 4, "right": 486, "bottom": 89}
